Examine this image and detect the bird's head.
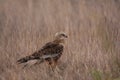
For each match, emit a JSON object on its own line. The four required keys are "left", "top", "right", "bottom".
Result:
{"left": 54, "top": 32, "right": 68, "bottom": 44}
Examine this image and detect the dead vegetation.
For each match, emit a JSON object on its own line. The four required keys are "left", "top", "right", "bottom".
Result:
{"left": 0, "top": 0, "right": 120, "bottom": 80}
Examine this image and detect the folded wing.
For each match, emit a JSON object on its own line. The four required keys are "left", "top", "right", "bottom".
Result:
{"left": 17, "top": 42, "right": 63, "bottom": 64}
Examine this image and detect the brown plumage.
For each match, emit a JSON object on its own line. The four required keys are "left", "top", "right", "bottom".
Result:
{"left": 17, "top": 32, "right": 67, "bottom": 68}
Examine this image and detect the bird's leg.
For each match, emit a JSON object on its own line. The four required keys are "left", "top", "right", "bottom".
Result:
{"left": 50, "top": 60, "right": 55, "bottom": 72}
{"left": 46, "top": 60, "right": 52, "bottom": 70}
{"left": 51, "top": 58, "right": 59, "bottom": 71}
{"left": 47, "top": 59, "right": 55, "bottom": 72}
{"left": 47, "top": 61, "right": 55, "bottom": 76}
{"left": 52, "top": 61, "right": 57, "bottom": 69}
{"left": 53, "top": 61, "right": 61, "bottom": 73}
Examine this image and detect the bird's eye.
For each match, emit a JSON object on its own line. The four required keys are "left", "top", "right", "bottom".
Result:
{"left": 61, "top": 34, "right": 65, "bottom": 36}
{"left": 61, "top": 34, "right": 67, "bottom": 38}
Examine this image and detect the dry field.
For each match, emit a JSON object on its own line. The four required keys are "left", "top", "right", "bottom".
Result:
{"left": 0, "top": 0, "right": 120, "bottom": 80}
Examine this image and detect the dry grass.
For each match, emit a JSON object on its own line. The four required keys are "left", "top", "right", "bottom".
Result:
{"left": 0, "top": 0, "right": 120, "bottom": 80}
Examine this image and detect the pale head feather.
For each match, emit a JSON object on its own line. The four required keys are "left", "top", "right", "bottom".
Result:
{"left": 55, "top": 32, "right": 67, "bottom": 39}
{"left": 54, "top": 32, "right": 68, "bottom": 44}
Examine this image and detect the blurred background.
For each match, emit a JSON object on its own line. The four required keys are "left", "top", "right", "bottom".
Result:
{"left": 0, "top": 0, "right": 120, "bottom": 80}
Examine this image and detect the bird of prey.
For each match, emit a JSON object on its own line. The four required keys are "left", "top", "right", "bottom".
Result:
{"left": 17, "top": 32, "right": 68, "bottom": 69}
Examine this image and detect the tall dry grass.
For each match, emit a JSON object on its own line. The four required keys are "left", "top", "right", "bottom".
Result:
{"left": 0, "top": 0, "right": 120, "bottom": 80}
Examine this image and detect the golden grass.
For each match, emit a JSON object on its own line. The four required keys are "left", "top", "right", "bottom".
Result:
{"left": 0, "top": 0, "right": 120, "bottom": 80}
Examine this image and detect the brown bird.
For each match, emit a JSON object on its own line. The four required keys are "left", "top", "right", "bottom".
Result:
{"left": 17, "top": 32, "right": 68, "bottom": 69}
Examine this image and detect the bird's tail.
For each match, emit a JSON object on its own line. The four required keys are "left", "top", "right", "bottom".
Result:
{"left": 17, "top": 55, "right": 36, "bottom": 64}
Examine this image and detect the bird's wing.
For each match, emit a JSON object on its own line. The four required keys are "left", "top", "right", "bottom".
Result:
{"left": 31, "top": 42, "right": 63, "bottom": 59}
{"left": 17, "top": 42, "right": 63, "bottom": 64}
